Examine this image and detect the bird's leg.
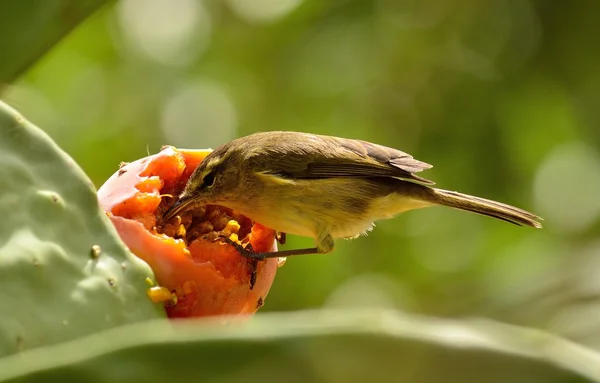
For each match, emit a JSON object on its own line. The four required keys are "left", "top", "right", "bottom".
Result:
{"left": 216, "top": 236, "right": 259, "bottom": 288}
{"left": 217, "top": 233, "right": 334, "bottom": 260}
{"left": 252, "top": 247, "right": 321, "bottom": 259}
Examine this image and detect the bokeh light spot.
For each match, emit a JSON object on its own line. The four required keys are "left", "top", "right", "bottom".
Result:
{"left": 117, "top": 0, "right": 211, "bottom": 66}
{"left": 534, "top": 142, "right": 600, "bottom": 233}
{"left": 226, "top": 0, "right": 302, "bottom": 24}
{"left": 160, "top": 81, "right": 238, "bottom": 149}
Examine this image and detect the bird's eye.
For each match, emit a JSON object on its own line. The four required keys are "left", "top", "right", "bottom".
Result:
{"left": 202, "top": 171, "right": 216, "bottom": 188}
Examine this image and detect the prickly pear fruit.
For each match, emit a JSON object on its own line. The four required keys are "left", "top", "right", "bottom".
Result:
{"left": 97, "top": 146, "right": 284, "bottom": 318}
{"left": 0, "top": 101, "right": 163, "bottom": 358}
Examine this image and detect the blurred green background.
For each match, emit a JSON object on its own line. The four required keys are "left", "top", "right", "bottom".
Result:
{"left": 2, "top": 0, "right": 600, "bottom": 352}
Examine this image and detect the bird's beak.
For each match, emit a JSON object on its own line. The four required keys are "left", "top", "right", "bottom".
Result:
{"left": 161, "top": 196, "right": 196, "bottom": 224}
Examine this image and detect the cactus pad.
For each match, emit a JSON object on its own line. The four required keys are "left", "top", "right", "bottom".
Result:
{"left": 0, "top": 101, "right": 163, "bottom": 357}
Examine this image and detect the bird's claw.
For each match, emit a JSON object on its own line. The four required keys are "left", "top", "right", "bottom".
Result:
{"left": 217, "top": 235, "right": 260, "bottom": 290}
{"left": 218, "top": 235, "right": 265, "bottom": 260}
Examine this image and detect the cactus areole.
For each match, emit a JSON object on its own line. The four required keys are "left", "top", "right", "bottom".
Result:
{"left": 97, "top": 147, "right": 284, "bottom": 318}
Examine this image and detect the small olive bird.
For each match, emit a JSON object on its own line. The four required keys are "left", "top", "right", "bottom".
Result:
{"left": 162, "top": 131, "right": 542, "bottom": 259}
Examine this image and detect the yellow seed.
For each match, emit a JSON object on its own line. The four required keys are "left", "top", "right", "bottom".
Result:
{"left": 229, "top": 233, "right": 239, "bottom": 243}
{"left": 147, "top": 286, "right": 173, "bottom": 303}
{"left": 177, "top": 224, "right": 186, "bottom": 238}
{"left": 90, "top": 245, "right": 101, "bottom": 258}
{"left": 223, "top": 220, "right": 241, "bottom": 235}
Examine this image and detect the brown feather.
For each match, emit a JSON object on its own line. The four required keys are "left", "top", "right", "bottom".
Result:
{"left": 239, "top": 131, "right": 435, "bottom": 185}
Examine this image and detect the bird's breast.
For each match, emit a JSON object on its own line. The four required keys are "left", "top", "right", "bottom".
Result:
{"left": 226, "top": 177, "right": 432, "bottom": 240}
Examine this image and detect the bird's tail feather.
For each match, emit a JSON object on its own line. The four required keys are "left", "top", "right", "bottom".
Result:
{"left": 429, "top": 188, "right": 543, "bottom": 228}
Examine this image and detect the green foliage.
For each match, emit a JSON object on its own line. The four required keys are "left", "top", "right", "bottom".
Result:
{"left": 0, "top": 309, "right": 599, "bottom": 383}
{"left": 0, "top": 0, "right": 109, "bottom": 84}
{"left": 0, "top": 100, "right": 163, "bottom": 358}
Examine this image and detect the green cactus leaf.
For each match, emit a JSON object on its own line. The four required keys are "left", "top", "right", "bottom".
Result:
{"left": 0, "top": 309, "right": 598, "bottom": 383}
{"left": 0, "top": 0, "right": 108, "bottom": 84}
{"left": 0, "top": 100, "right": 164, "bottom": 357}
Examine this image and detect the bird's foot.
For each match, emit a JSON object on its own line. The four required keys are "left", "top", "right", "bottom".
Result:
{"left": 217, "top": 235, "right": 265, "bottom": 261}
{"left": 217, "top": 235, "right": 260, "bottom": 290}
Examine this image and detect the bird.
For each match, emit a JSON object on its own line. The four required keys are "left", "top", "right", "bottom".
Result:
{"left": 162, "top": 131, "right": 543, "bottom": 259}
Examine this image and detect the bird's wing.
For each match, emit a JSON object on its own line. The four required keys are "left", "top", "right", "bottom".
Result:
{"left": 251, "top": 133, "right": 435, "bottom": 185}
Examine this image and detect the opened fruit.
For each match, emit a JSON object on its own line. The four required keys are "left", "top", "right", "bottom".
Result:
{"left": 97, "top": 146, "right": 284, "bottom": 318}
